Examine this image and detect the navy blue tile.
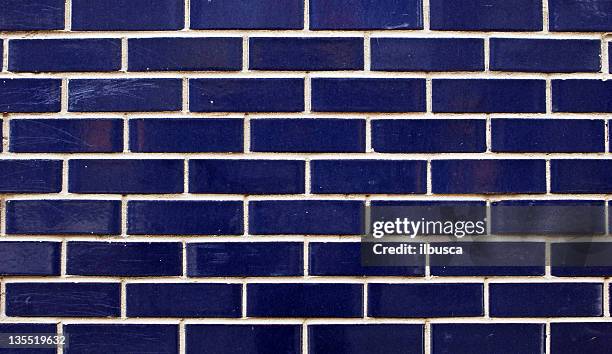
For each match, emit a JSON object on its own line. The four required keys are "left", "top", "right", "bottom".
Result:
{"left": 553, "top": 80, "right": 612, "bottom": 112}
{"left": 0, "top": 79, "right": 60, "bottom": 113}
{"left": 186, "top": 325, "right": 301, "bottom": 354}
{"left": 430, "top": 0, "right": 542, "bottom": 31}
{"left": 432, "top": 160, "right": 547, "bottom": 194}
{"left": 250, "top": 118, "right": 365, "bottom": 153}
{"left": 69, "top": 79, "right": 182, "bottom": 112}
{"left": 371, "top": 38, "right": 484, "bottom": 72}
{"left": 311, "top": 159, "right": 427, "bottom": 194}
{"left": 433, "top": 79, "right": 546, "bottom": 113}
{"left": 127, "top": 283, "right": 241, "bottom": 318}
{"left": 492, "top": 119, "right": 605, "bottom": 152}
{"left": 550, "top": 0, "right": 612, "bottom": 31}
{"left": 249, "top": 37, "right": 363, "bottom": 71}
{"left": 128, "top": 201, "right": 243, "bottom": 235}
{"left": 6, "top": 200, "right": 120, "bottom": 235}
{"left": 72, "top": 0, "right": 183, "bottom": 30}
{"left": 69, "top": 159, "right": 183, "bottom": 194}
{"left": 0, "top": 0, "right": 64, "bottom": 30}
{"left": 249, "top": 200, "right": 364, "bottom": 235}
{"left": 0, "top": 323, "right": 57, "bottom": 354}
{"left": 11, "top": 119, "right": 123, "bottom": 153}
{"left": 310, "top": 325, "right": 424, "bottom": 354}
{"left": 0, "top": 160, "right": 62, "bottom": 193}
{"left": 247, "top": 283, "right": 363, "bottom": 317}
{"left": 190, "top": 78, "right": 303, "bottom": 112}
{"left": 0, "top": 242, "right": 60, "bottom": 276}
{"left": 551, "top": 160, "right": 612, "bottom": 193}
{"left": 6, "top": 282, "right": 120, "bottom": 317}
{"left": 312, "top": 78, "right": 426, "bottom": 112}
{"left": 310, "top": 0, "right": 423, "bottom": 30}
{"left": 129, "top": 38, "right": 242, "bottom": 71}
{"left": 489, "top": 283, "right": 603, "bottom": 317}
{"left": 130, "top": 118, "right": 243, "bottom": 153}
{"left": 187, "top": 242, "right": 303, "bottom": 277}
{"left": 190, "top": 0, "right": 303, "bottom": 29}
{"left": 551, "top": 323, "right": 612, "bottom": 354}
{"left": 309, "top": 242, "right": 424, "bottom": 276}
{"left": 368, "top": 283, "right": 484, "bottom": 317}
{"left": 552, "top": 243, "right": 612, "bottom": 277}
{"left": 432, "top": 324, "right": 545, "bottom": 354}
{"left": 9, "top": 39, "right": 121, "bottom": 72}
{"left": 67, "top": 242, "right": 182, "bottom": 276}
{"left": 372, "top": 119, "right": 486, "bottom": 153}
{"left": 189, "top": 159, "right": 305, "bottom": 194}
{"left": 64, "top": 324, "right": 178, "bottom": 354}
{"left": 490, "top": 39, "right": 600, "bottom": 73}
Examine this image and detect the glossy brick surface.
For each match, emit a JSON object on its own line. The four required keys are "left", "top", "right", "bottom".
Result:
{"left": 549, "top": 0, "right": 612, "bottom": 31}
{"left": 309, "top": 325, "right": 424, "bottom": 354}
{"left": 72, "top": 0, "right": 184, "bottom": 30}
{"left": 551, "top": 323, "right": 612, "bottom": 354}
{"left": 63, "top": 324, "right": 178, "bottom": 354}
{"left": 0, "top": 160, "right": 62, "bottom": 193}
{"left": 0, "top": 323, "right": 57, "bottom": 354}
{"left": 0, "top": 0, "right": 64, "bottom": 30}
{"left": 552, "top": 80, "right": 612, "bottom": 112}
{"left": 186, "top": 325, "right": 301, "bottom": 354}
{"left": 0, "top": 242, "right": 60, "bottom": 276}
{"left": 310, "top": 0, "right": 423, "bottom": 30}
{"left": 0, "top": 79, "right": 61, "bottom": 113}
{"left": 551, "top": 160, "right": 612, "bottom": 193}
{"left": 190, "top": 0, "right": 303, "bottom": 29}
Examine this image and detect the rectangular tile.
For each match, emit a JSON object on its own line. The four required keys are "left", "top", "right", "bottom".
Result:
{"left": 0, "top": 79, "right": 61, "bottom": 113}
{"left": 0, "top": 160, "right": 62, "bottom": 193}
{"left": 64, "top": 325, "right": 178, "bottom": 354}
{"left": 310, "top": 0, "right": 423, "bottom": 30}
{"left": 72, "top": 0, "right": 183, "bottom": 30}
{"left": 186, "top": 325, "right": 301, "bottom": 354}
{"left": 190, "top": 0, "right": 303, "bottom": 29}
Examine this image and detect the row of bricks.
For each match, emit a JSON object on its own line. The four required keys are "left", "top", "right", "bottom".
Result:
{"left": 2, "top": 118, "right": 610, "bottom": 153}
{"left": 2, "top": 282, "right": 609, "bottom": 318}
{"left": 3, "top": 0, "right": 612, "bottom": 32}
{"left": 2, "top": 37, "right": 610, "bottom": 73}
{"left": 2, "top": 241, "right": 610, "bottom": 277}
{"left": 4, "top": 322, "right": 609, "bottom": 354}
{"left": 1, "top": 159, "right": 612, "bottom": 195}
{"left": 2, "top": 78, "right": 611, "bottom": 113}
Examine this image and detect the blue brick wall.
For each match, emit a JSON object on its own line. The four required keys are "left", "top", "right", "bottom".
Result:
{"left": 0, "top": 0, "right": 610, "bottom": 353}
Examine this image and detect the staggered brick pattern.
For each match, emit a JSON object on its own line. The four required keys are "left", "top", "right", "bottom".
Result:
{"left": 0, "top": 0, "right": 611, "bottom": 353}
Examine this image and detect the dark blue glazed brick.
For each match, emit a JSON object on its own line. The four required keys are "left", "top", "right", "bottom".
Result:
{"left": 432, "top": 160, "right": 546, "bottom": 194}
{"left": 309, "top": 242, "right": 424, "bottom": 276}
{"left": 0, "top": 0, "right": 64, "bottom": 30}
{"left": 551, "top": 243, "right": 612, "bottom": 277}
{"left": 550, "top": 0, "right": 612, "bottom": 31}
{"left": 0, "top": 160, "right": 62, "bottom": 193}
{"left": 189, "top": 159, "right": 305, "bottom": 194}
{"left": 187, "top": 242, "right": 303, "bottom": 277}
{"left": 0, "top": 79, "right": 60, "bottom": 113}
{"left": 11, "top": 119, "right": 123, "bottom": 153}
{"left": 551, "top": 160, "right": 612, "bottom": 193}
{"left": 247, "top": 283, "right": 363, "bottom": 317}
{"left": 69, "top": 79, "right": 182, "bottom": 112}
{"left": 0, "top": 324, "right": 57, "bottom": 354}
{"left": 67, "top": 242, "right": 182, "bottom": 276}
{"left": 186, "top": 325, "right": 301, "bottom": 354}
{"left": 430, "top": 0, "right": 542, "bottom": 31}
{"left": 489, "top": 283, "right": 603, "bottom": 317}
{"left": 6, "top": 200, "right": 121, "bottom": 235}
{"left": 553, "top": 80, "right": 612, "bottom": 112}
{"left": 491, "top": 200, "right": 605, "bottom": 235}
{"left": 9, "top": 39, "right": 121, "bottom": 72}
{"left": 129, "top": 38, "right": 242, "bottom": 71}
{"left": 69, "top": 159, "right": 183, "bottom": 194}
{"left": 492, "top": 119, "right": 605, "bottom": 153}
{"left": 127, "top": 283, "right": 241, "bottom": 318}
{"left": 6, "top": 282, "right": 120, "bottom": 317}
{"left": 64, "top": 325, "right": 178, "bottom": 354}
{"left": 128, "top": 201, "right": 243, "bottom": 235}
{"left": 249, "top": 200, "right": 364, "bottom": 235}
{"left": 368, "top": 283, "right": 484, "bottom": 317}
{"left": 312, "top": 78, "right": 426, "bottom": 112}
{"left": 190, "top": 79, "right": 304, "bottom": 112}
{"left": 0, "top": 242, "right": 60, "bottom": 276}
{"left": 72, "top": 0, "right": 183, "bottom": 30}
{"left": 432, "top": 324, "right": 545, "bottom": 354}
{"left": 490, "top": 39, "right": 600, "bottom": 73}
{"left": 249, "top": 37, "right": 363, "bottom": 71}
{"left": 372, "top": 119, "right": 486, "bottom": 153}
{"left": 311, "top": 160, "right": 427, "bottom": 194}
{"left": 551, "top": 323, "right": 612, "bottom": 354}
{"left": 433, "top": 79, "right": 546, "bottom": 113}
{"left": 371, "top": 38, "right": 484, "bottom": 72}
{"left": 310, "top": 0, "right": 423, "bottom": 30}
{"left": 130, "top": 118, "right": 243, "bottom": 153}
{"left": 190, "top": 0, "right": 303, "bottom": 29}
{"left": 250, "top": 118, "right": 365, "bottom": 153}
{"left": 310, "top": 325, "right": 424, "bottom": 354}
